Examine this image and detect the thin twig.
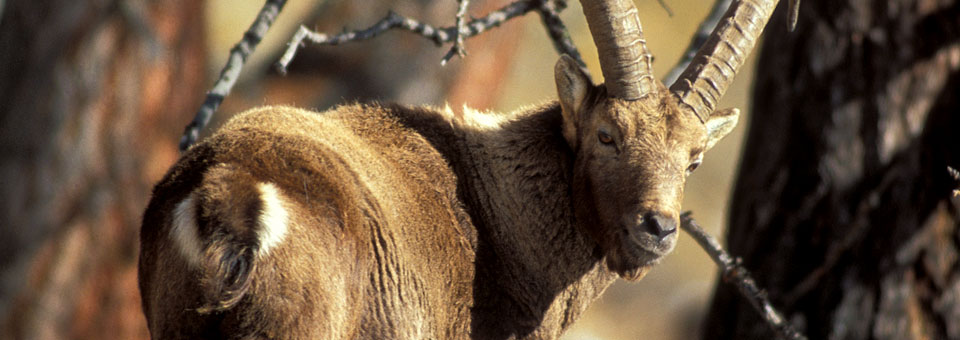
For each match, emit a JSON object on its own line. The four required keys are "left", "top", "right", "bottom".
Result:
{"left": 680, "top": 212, "right": 808, "bottom": 340}
{"left": 276, "top": 0, "right": 541, "bottom": 73}
{"left": 441, "top": 0, "right": 471, "bottom": 65}
{"left": 535, "top": 0, "right": 587, "bottom": 70}
{"left": 787, "top": 0, "right": 801, "bottom": 31}
{"left": 663, "top": 0, "right": 731, "bottom": 86}
{"left": 179, "top": 0, "right": 287, "bottom": 152}
{"left": 656, "top": 0, "right": 674, "bottom": 17}
{"left": 949, "top": 166, "right": 960, "bottom": 196}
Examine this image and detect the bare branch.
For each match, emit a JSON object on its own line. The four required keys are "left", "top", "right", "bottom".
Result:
{"left": 949, "top": 166, "right": 959, "bottom": 196}
{"left": 657, "top": 0, "right": 674, "bottom": 17}
{"left": 277, "top": 0, "right": 542, "bottom": 73}
{"left": 535, "top": 0, "right": 587, "bottom": 69}
{"left": 680, "top": 212, "right": 808, "bottom": 340}
{"left": 787, "top": 0, "right": 800, "bottom": 31}
{"left": 181, "top": 0, "right": 582, "bottom": 151}
{"left": 663, "top": 0, "right": 730, "bottom": 87}
{"left": 441, "top": 0, "right": 471, "bottom": 66}
{"left": 179, "top": 0, "right": 287, "bottom": 152}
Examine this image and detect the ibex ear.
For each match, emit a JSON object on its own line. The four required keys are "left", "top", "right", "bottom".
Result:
{"left": 704, "top": 107, "right": 740, "bottom": 151}
{"left": 555, "top": 55, "right": 594, "bottom": 148}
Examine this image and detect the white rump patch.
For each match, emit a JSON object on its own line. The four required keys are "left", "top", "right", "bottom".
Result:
{"left": 256, "top": 182, "right": 289, "bottom": 258}
{"left": 171, "top": 194, "right": 202, "bottom": 266}
{"left": 169, "top": 184, "right": 289, "bottom": 264}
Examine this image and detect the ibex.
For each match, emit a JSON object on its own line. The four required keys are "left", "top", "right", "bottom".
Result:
{"left": 139, "top": 0, "right": 778, "bottom": 338}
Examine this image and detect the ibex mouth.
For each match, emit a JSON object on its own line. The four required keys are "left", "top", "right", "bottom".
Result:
{"left": 606, "top": 222, "right": 679, "bottom": 281}
{"left": 628, "top": 225, "right": 677, "bottom": 256}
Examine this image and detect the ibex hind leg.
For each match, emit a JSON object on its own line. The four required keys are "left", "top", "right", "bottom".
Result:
{"left": 170, "top": 163, "right": 291, "bottom": 313}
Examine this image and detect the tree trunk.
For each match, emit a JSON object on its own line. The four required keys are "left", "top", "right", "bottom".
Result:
{"left": 703, "top": 0, "right": 960, "bottom": 339}
{"left": 0, "top": 0, "right": 206, "bottom": 338}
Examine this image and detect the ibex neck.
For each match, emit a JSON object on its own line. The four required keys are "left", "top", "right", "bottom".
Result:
{"left": 450, "top": 102, "right": 617, "bottom": 339}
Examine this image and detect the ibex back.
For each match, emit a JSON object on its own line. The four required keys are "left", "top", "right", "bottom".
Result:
{"left": 139, "top": 0, "right": 780, "bottom": 338}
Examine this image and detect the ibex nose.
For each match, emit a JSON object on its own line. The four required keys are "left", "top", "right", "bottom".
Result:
{"left": 642, "top": 212, "right": 676, "bottom": 241}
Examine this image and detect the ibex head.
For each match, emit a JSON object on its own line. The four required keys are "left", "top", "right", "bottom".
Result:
{"left": 557, "top": 0, "right": 764, "bottom": 280}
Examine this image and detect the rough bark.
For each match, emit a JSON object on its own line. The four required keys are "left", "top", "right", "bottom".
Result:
{"left": 0, "top": 0, "right": 206, "bottom": 338}
{"left": 703, "top": 0, "right": 960, "bottom": 339}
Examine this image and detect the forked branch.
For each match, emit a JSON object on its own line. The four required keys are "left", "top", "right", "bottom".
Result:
{"left": 180, "top": 0, "right": 582, "bottom": 151}
{"left": 276, "top": 0, "right": 586, "bottom": 73}
{"left": 680, "top": 212, "right": 808, "bottom": 340}
{"left": 442, "top": 0, "right": 471, "bottom": 65}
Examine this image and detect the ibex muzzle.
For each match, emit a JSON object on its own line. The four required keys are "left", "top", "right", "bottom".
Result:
{"left": 139, "top": 0, "right": 778, "bottom": 338}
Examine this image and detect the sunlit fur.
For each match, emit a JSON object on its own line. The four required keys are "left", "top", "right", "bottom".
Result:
{"left": 138, "top": 57, "right": 737, "bottom": 339}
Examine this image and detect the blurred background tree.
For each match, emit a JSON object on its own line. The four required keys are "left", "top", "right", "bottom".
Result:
{"left": 0, "top": 0, "right": 757, "bottom": 339}
{"left": 0, "top": 0, "right": 205, "bottom": 338}
{"left": 703, "top": 1, "right": 960, "bottom": 339}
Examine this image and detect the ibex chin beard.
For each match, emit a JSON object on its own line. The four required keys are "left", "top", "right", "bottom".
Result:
{"left": 607, "top": 240, "right": 675, "bottom": 281}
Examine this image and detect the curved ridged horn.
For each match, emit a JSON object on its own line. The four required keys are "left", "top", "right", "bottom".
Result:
{"left": 670, "top": 0, "right": 779, "bottom": 121}
{"left": 581, "top": 0, "right": 656, "bottom": 100}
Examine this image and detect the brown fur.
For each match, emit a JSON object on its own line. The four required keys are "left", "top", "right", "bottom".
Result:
{"left": 138, "top": 57, "right": 737, "bottom": 339}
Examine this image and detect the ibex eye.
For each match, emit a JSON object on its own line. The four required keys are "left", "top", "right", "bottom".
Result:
{"left": 598, "top": 130, "right": 614, "bottom": 145}
{"left": 686, "top": 161, "right": 701, "bottom": 175}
